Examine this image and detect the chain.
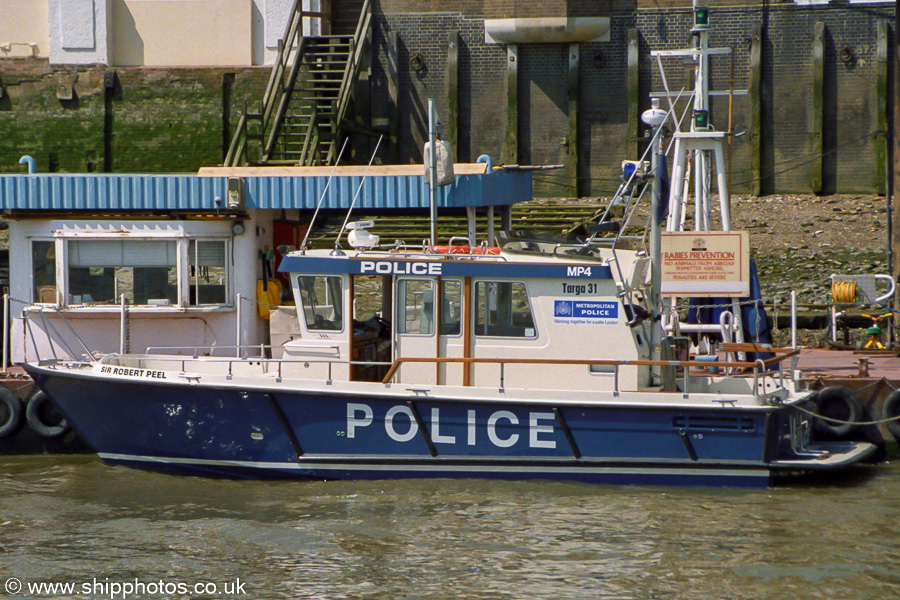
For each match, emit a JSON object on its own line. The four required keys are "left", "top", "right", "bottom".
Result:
{"left": 7, "top": 295, "right": 35, "bottom": 306}
{"left": 240, "top": 295, "right": 281, "bottom": 310}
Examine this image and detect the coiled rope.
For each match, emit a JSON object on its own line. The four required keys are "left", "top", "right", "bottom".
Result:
{"left": 831, "top": 280, "right": 858, "bottom": 304}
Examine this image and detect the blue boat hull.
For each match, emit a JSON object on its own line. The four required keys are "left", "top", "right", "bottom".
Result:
{"left": 25, "top": 366, "right": 799, "bottom": 488}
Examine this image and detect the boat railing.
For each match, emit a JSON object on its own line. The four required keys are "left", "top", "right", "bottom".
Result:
{"left": 147, "top": 344, "right": 275, "bottom": 358}
{"left": 144, "top": 343, "right": 343, "bottom": 359}
{"left": 104, "top": 342, "right": 800, "bottom": 400}
{"left": 23, "top": 305, "right": 97, "bottom": 365}
{"left": 101, "top": 352, "right": 389, "bottom": 384}
{"left": 380, "top": 345, "right": 801, "bottom": 400}
{"left": 355, "top": 245, "right": 509, "bottom": 261}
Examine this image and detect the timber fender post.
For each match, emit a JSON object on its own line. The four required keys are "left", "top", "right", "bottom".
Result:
{"left": 811, "top": 22, "right": 824, "bottom": 194}
{"left": 748, "top": 23, "right": 762, "bottom": 197}
{"left": 627, "top": 28, "right": 640, "bottom": 162}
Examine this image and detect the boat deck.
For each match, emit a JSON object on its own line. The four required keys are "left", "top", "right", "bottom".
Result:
{"left": 796, "top": 348, "right": 900, "bottom": 449}
{"left": 798, "top": 348, "right": 900, "bottom": 381}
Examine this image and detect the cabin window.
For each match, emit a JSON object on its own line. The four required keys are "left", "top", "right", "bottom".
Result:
{"left": 397, "top": 279, "right": 434, "bottom": 335}
{"left": 32, "top": 240, "right": 57, "bottom": 303}
{"left": 439, "top": 280, "right": 462, "bottom": 335}
{"left": 189, "top": 240, "right": 227, "bottom": 305}
{"left": 67, "top": 240, "right": 178, "bottom": 305}
{"left": 474, "top": 281, "right": 536, "bottom": 338}
{"left": 298, "top": 275, "right": 343, "bottom": 331}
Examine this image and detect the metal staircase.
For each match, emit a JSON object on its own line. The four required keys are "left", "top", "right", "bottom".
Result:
{"left": 225, "top": 0, "right": 371, "bottom": 166}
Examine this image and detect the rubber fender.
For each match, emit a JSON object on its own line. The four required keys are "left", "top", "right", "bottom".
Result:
{"left": 814, "top": 385, "right": 862, "bottom": 438}
{"left": 881, "top": 389, "right": 900, "bottom": 441}
{"left": 0, "top": 388, "right": 22, "bottom": 439}
{"left": 25, "top": 390, "right": 69, "bottom": 438}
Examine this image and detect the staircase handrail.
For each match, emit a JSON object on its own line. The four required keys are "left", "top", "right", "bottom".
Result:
{"left": 224, "top": 111, "right": 248, "bottom": 166}
{"left": 328, "top": 0, "right": 372, "bottom": 162}
{"left": 299, "top": 108, "right": 320, "bottom": 165}
{"left": 224, "top": 0, "right": 330, "bottom": 165}
{"left": 263, "top": 35, "right": 311, "bottom": 162}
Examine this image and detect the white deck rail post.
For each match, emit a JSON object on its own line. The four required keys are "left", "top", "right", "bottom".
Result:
{"left": 2, "top": 293, "right": 8, "bottom": 371}
{"left": 119, "top": 294, "right": 126, "bottom": 354}
{"left": 236, "top": 293, "right": 243, "bottom": 358}
{"left": 791, "top": 290, "right": 797, "bottom": 349}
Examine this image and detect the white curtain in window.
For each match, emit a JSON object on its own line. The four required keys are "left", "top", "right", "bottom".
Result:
{"left": 68, "top": 240, "right": 177, "bottom": 267}
{"left": 190, "top": 241, "right": 226, "bottom": 266}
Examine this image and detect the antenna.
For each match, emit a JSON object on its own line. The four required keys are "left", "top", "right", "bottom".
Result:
{"left": 334, "top": 135, "right": 384, "bottom": 253}
{"left": 298, "top": 138, "right": 349, "bottom": 253}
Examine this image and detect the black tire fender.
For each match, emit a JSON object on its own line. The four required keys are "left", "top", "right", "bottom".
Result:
{"left": 881, "top": 390, "right": 900, "bottom": 441}
{"left": 0, "top": 388, "right": 22, "bottom": 439}
{"left": 814, "top": 385, "right": 862, "bottom": 438}
{"left": 25, "top": 391, "right": 69, "bottom": 438}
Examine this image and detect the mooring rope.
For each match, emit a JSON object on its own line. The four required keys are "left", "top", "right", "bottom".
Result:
{"left": 792, "top": 402, "right": 900, "bottom": 426}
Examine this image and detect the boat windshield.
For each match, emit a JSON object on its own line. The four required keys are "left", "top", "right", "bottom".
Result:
{"left": 297, "top": 275, "right": 343, "bottom": 331}
{"left": 496, "top": 229, "right": 603, "bottom": 260}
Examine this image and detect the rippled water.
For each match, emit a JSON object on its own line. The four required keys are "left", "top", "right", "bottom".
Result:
{"left": 2, "top": 455, "right": 900, "bottom": 599}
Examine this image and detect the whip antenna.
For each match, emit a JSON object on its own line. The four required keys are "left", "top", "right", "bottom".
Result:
{"left": 299, "top": 137, "right": 349, "bottom": 253}
{"left": 334, "top": 135, "right": 384, "bottom": 253}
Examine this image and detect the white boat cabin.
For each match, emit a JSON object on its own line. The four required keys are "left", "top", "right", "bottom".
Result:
{"left": 273, "top": 236, "right": 654, "bottom": 392}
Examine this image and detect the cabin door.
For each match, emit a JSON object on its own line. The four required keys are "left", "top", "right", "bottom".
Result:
{"left": 436, "top": 278, "right": 465, "bottom": 385}
{"left": 393, "top": 277, "right": 436, "bottom": 384}
{"left": 393, "top": 277, "right": 466, "bottom": 385}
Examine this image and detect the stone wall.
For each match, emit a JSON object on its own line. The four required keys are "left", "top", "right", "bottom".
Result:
{"left": 0, "top": 61, "right": 268, "bottom": 173}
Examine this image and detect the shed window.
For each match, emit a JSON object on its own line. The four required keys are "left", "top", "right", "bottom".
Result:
{"left": 30, "top": 236, "right": 232, "bottom": 308}
{"left": 189, "top": 240, "right": 227, "bottom": 305}
{"left": 32, "top": 241, "right": 57, "bottom": 304}
{"left": 68, "top": 240, "right": 177, "bottom": 305}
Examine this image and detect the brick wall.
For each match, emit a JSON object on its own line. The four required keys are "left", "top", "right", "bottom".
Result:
{"left": 375, "top": 2, "right": 892, "bottom": 195}
{"left": 0, "top": 2, "right": 892, "bottom": 196}
{"left": 378, "top": 0, "right": 615, "bottom": 19}
{"left": 637, "top": 4, "right": 892, "bottom": 194}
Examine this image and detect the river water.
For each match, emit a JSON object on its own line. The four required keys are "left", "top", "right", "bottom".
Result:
{"left": 2, "top": 455, "right": 899, "bottom": 600}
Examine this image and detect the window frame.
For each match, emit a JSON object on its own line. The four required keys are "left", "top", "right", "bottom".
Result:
{"left": 187, "top": 238, "right": 230, "bottom": 307}
{"left": 473, "top": 279, "right": 537, "bottom": 339}
{"left": 396, "top": 277, "right": 435, "bottom": 337}
{"left": 438, "top": 278, "right": 463, "bottom": 337}
{"left": 30, "top": 238, "right": 59, "bottom": 305}
{"left": 29, "top": 234, "right": 233, "bottom": 310}
{"left": 296, "top": 274, "right": 345, "bottom": 332}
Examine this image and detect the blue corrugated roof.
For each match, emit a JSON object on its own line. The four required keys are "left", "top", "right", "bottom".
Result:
{"left": 0, "top": 170, "right": 532, "bottom": 211}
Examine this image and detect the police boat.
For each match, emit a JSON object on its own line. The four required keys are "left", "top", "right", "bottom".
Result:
{"left": 22, "top": 218, "right": 876, "bottom": 487}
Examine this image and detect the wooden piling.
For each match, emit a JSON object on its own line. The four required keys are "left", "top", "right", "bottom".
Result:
{"left": 876, "top": 21, "right": 888, "bottom": 195}
{"left": 811, "top": 22, "right": 824, "bottom": 194}
{"left": 387, "top": 31, "right": 400, "bottom": 164}
{"left": 748, "top": 24, "right": 762, "bottom": 197}
{"left": 504, "top": 44, "right": 518, "bottom": 166}
{"left": 447, "top": 30, "right": 459, "bottom": 161}
{"left": 568, "top": 43, "right": 579, "bottom": 198}
{"left": 627, "top": 29, "right": 640, "bottom": 161}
